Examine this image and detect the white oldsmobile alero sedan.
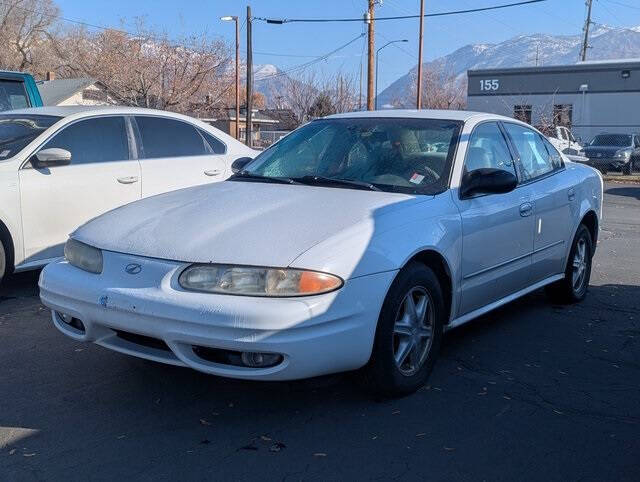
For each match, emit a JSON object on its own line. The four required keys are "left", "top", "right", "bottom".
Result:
{"left": 39, "top": 110, "right": 603, "bottom": 395}
{"left": 0, "top": 106, "right": 255, "bottom": 283}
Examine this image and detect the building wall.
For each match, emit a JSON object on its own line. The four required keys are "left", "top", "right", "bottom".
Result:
{"left": 467, "top": 62, "right": 640, "bottom": 142}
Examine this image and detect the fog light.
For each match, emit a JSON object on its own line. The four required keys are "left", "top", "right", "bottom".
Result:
{"left": 241, "top": 351, "right": 283, "bottom": 368}
{"left": 57, "top": 312, "right": 85, "bottom": 332}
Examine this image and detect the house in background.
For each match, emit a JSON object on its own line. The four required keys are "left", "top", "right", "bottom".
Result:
{"left": 197, "top": 107, "right": 283, "bottom": 148}
{"left": 260, "top": 108, "right": 300, "bottom": 145}
{"left": 37, "top": 72, "right": 115, "bottom": 107}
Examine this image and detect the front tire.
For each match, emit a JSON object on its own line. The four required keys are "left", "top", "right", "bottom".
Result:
{"left": 545, "top": 224, "right": 593, "bottom": 304}
{"left": 361, "top": 262, "right": 444, "bottom": 396}
{"left": 624, "top": 159, "right": 633, "bottom": 175}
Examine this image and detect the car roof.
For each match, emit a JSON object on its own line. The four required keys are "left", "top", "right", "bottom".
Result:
{"left": 1, "top": 105, "right": 192, "bottom": 118}
{"left": 324, "top": 109, "right": 513, "bottom": 123}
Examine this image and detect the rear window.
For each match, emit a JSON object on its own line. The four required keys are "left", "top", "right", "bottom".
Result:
{"left": 589, "top": 134, "right": 632, "bottom": 147}
{"left": 0, "top": 80, "right": 30, "bottom": 111}
{"left": 135, "top": 116, "right": 210, "bottom": 159}
{"left": 0, "top": 114, "right": 61, "bottom": 160}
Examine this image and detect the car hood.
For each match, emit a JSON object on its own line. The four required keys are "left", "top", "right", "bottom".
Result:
{"left": 72, "top": 180, "right": 424, "bottom": 268}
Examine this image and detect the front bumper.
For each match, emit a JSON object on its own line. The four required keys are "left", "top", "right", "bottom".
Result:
{"left": 585, "top": 157, "right": 629, "bottom": 170}
{"left": 39, "top": 251, "right": 396, "bottom": 381}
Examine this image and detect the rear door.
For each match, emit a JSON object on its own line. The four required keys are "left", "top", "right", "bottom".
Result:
{"left": 502, "top": 122, "right": 575, "bottom": 283}
{"left": 454, "top": 121, "right": 535, "bottom": 315}
{"left": 18, "top": 115, "right": 141, "bottom": 263}
{"left": 134, "top": 116, "right": 228, "bottom": 197}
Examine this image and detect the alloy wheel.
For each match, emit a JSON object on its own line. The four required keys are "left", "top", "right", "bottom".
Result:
{"left": 392, "top": 286, "right": 434, "bottom": 376}
{"left": 572, "top": 238, "right": 588, "bottom": 293}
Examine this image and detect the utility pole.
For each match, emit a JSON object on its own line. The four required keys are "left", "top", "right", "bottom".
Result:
{"left": 246, "top": 5, "right": 253, "bottom": 148}
{"left": 366, "top": 0, "right": 375, "bottom": 110}
{"left": 359, "top": 58, "right": 363, "bottom": 110}
{"left": 580, "top": 0, "right": 593, "bottom": 62}
{"left": 234, "top": 17, "right": 240, "bottom": 140}
{"left": 220, "top": 15, "right": 240, "bottom": 139}
{"left": 416, "top": 0, "right": 425, "bottom": 109}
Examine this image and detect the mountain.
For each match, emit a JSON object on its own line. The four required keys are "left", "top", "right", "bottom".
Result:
{"left": 376, "top": 25, "right": 640, "bottom": 107}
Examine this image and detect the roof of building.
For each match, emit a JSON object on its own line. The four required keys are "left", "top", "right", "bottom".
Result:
{"left": 468, "top": 59, "right": 640, "bottom": 76}
{"left": 36, "top": 78, "right": 98, "bottom": 105}
{"left": 195, "top": 107, "right": 279, "bottom": 123}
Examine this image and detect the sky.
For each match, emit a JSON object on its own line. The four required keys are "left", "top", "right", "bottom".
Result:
{"left": 54, "top": 0, "right": 640, "bottom": 91}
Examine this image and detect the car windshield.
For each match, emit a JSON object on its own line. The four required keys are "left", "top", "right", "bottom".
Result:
{"left": 589, "top": 134, "right": 632, "bottom": 147}
{"left": 241, "top": 117, "right": 463, "bottom": 194}
{"left": 0, "top": 114, "right": 61, "bottom": 160}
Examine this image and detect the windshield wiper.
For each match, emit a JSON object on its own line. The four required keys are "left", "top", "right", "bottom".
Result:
{"left": 230, "top": 170, "right": 301, "bottom": 185}
{"left": 294, "top": 175, "right": 381, "bottom": 192}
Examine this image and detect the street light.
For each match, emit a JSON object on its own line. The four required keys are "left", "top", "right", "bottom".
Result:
{"left": 375, "top": 39, "right": 408, "bottom": 110}
{"left": 221, "top": 15, "right": 240, "bottom": 140}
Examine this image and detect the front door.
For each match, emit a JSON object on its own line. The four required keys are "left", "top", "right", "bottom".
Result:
{"left": 18, "top": 115, "right": 141, "bottom": 264}
{"left": 454, "top": 122, "right": 535, "bottom": 316}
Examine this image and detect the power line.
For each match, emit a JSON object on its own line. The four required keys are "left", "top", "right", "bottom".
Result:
{"left": 254, "top": 33, "right": 366, "bottom": 81}
{"left": 602, "top": 0, "right": 640, "bottom": 11}
{"left": 254, "top": 0, "right": 547, "bottom": 24}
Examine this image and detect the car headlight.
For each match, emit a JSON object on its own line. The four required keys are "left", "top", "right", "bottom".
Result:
{"left": 64, "top": 238, "right": 103, "bottom": 274}
{"left": 614, "top": 148, "right": 632, "bottom": 159}
{"left": 178, "top": 264, "right": 343, "bottom": 297}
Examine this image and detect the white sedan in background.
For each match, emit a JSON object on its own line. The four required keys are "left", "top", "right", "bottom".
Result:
{"left": 0, "top": 106, "right": 255, "bottom": 282}
{"left": 39, "top": 110, "right": 603, "bottom": 395}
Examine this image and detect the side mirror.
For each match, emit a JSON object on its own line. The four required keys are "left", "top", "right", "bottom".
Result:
{"left": 32, "top": 148, "right": 72, "bottom": 168}
{"left": 231, "top": 156, "right": 253, "bottom": 174}
{"left": 460, "top": 168, "right": 518, "bottom": 199}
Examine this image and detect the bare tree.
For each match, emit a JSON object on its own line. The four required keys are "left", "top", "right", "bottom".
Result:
{"left": 53, "top": 21, "right": 231, "bottom": 113}
{"left": 0, "top": 0, "right": 59, "bottom": 73}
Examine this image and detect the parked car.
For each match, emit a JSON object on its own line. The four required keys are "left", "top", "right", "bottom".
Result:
{"left": 0, "top": 71, "right": 43, "bottom": 111}
{"left": 583, "top": 133, "right": 640, "bottom": 175}
{"left": 0, "top": 106, "right": 256, "bottom": 283}
{"left": 39, "top": 110, "right": 603, "bottom": 395}
{"left": 538, "top": 125, "right": 584, "bottom": 156}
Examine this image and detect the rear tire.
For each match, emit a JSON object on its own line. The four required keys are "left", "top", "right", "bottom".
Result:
{"left": 545, "top": 224, "right": 593, "bottom": 304}
{"left": 361, "top": 262, "right": 444, "bottom": 396}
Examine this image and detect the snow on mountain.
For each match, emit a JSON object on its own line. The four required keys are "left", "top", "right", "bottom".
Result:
{"left": 376, "top": 25, "right": 640, "bottom": 107}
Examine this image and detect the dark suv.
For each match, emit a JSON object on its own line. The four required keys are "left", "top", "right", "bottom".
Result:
{"left": 583, "top": 133, "right": 640, "bottom": 175}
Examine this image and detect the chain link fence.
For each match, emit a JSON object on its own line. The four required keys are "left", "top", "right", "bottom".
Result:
{"left": 552, "top": 126, "right": 640, "bottom": 178}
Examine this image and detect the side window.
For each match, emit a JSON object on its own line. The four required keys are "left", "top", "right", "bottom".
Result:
{"left": 135, "top": 117, "right": 208, "bottom": 159}
{"left": 40, "top": 116, "right": 129, "bottom": 165}
{"left": 198, "top": 129, "right": 226, "bottom": 155}
{"left": 503, "top": 123, "right": 556, "bottom": 182}
{"left": 541, "top": 136, "right": 564, "bottom": 170}
{"left": 464, "top": 122, "right": 516, "bottom": 176}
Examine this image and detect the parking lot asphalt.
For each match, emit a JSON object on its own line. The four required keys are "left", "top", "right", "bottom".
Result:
{"left": 1, "top": 182, "right": 639, "bottom": 481}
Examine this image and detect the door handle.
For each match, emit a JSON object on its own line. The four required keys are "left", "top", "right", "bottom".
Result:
{"left": 519, "top": 202, "right": 533, "bottom": 217}
{"left": 204, "top": 169, "right": 222, "bottom": 177}
{"left": 568, "top": 188, "right": 576, "bottom": 201}
{"left": 117, "top": 176, "right": 139, "bottom": 184}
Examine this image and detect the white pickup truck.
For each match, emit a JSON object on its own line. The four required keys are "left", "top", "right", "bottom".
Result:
{"left": 541, "top": 125, "right": 588, "bottom": 164}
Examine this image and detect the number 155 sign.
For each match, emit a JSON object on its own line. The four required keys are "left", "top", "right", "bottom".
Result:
{"left": 480, "top": 79, "right": 500, "bottom": 91}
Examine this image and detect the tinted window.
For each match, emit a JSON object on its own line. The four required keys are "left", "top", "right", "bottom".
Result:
{"left": 0, "top": 114, "right": 60, "bottom": 159}
{"left": 503, "top": 123, "right": 555, "bottom": 182}
{"left": 136, "top": 117, "right": 208, "bottom": 158}
{"left": 465, "top": 122, "right": 516, "bottom": 176}
{"left": 0, "top": 80, "right": 30, "bottom": 111}
{"left": 40, "top": 116, "right": 129, "bottom": 165}
{"left": 199, "top": 129, "right": 226, "bottom": 154}
{"left": 245, "top": 118, "right": 463, "bottom": 194}
{"left": 589, "top": 134, "right": 633, "bottom": 147}
{"left": 541, "top": 136, "right": 564, "bottom": 170}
